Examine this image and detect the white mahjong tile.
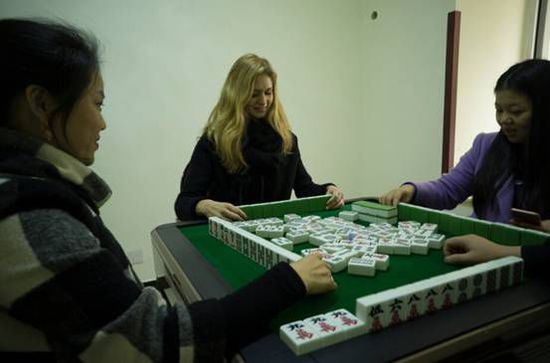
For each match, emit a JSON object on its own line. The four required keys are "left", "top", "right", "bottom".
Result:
{"left": 257, "top": 244, "right": 266, "bottom": 267}
{"left": 469, "top": 270, "right": 487, "bottom": 299}
{"left": 271, "top": 237, "right": 293, "bottom": 251}
{"left": 235, "top": 234, "right": 243, "bottom": 253}
{"left": 385, "top": 295, "right": 408, "bottom": 328}
{"left": 323, "top": 255, "right": 347, "bottom": 273}
{"left": 255, "top": 226, "right": 268, "bottom": 238}
{"left": 320, "top": 233, "right": 339, "bottom": 245}
{"left": 324, "top": 309, "right": 366, "bottom": 340}
{"left": 249, "top": 242, "right": 258, "bottom": 262}
{"left": 284, "top": 213, "right": 301, "bottom": 223}
{"left": 351, "top": 245, "right": 377, "bottom": 255}
{"left": 337, "top": 250, "right": 360, "bottom": 263}
{"left": 427, "top": 234, "right": 445, "bottom": 249}
{"left": 392, "top": 240, "right": 411, "bottom": 255}
{"left": 440, "top": 280, "right": 460, "bottom": 308}
{"left": 348, "top": 257, "right": 376, "bottom": 277}
{"left": 339, "top": 211, "right": 359, "bottom": 221}
{"left": 402, "top": 290, "right": 426, "bottom": 322}
{"left": 280, "top": 320, "right": 323, "bottom": 356}
{"left": 267, "top": 217, "right": 284, "bottom": 226}
{"left": 271, "top": 226, "right": 285, "bottom": 238}
{"left": 242, "top": 237, "right": 250, "bottom": 256}
{"left": 285, "top": 231, "right": 308, "bottom": 244}
{"left": 355, "top": 293, "right": 391, "bottom": 333}
{"left": 208, "top": 219, "right": 215, "bottom": 236}
{"left": 420, "top": 223, "right": 438, "bottom": 232}
{"left": 279, "top": 248, "right": 301, "bottom": 263}
{"left": 455, "top": 273, "right": 476, "bottom": 304}
{"left": 420, "top": 280, "right": 446, "bottom": 314}
{"left": 303, "top": 314, "right": 344, "bottom": 346}
{"left": 264, "top": 249, "right": 274, "bottom": 268}
{"left": 321, "top": 244, "right": 347, "bottom": 254}
{"left": 369, "top": 253, "right": 390, "bottom": 271}
{"left": 410, "top": 238, "right": 429, "bottom": 255}
{"left": 301, "top": 248, "right": 323, "bottom": 256}
{"left": 376, "top": 238, "right": 393, "bottom": 254}
{"left": 402, "top": 220, "right": 421, "bottom": 228}
{"left": 337, "top": 239, "right": 357, "bottom": 249}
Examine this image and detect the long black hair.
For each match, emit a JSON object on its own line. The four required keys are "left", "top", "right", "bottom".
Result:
{"left": 473, "top": 59, "right": 550, "bottom": 218}
{"left": 0, "top": 18, "right": 99, "bottom": 129}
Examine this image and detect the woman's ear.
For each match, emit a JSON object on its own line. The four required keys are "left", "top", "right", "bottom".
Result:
{"left": 24, "top": 85, "right": 57, "bottom": 141}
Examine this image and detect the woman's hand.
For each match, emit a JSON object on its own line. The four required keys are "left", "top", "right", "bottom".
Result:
{"left": 443, "top": 234, "right": 521, "bottom": 265}
{"left": 195, "top": 199, "right": 247, "bottom": 221}
{"left": 290, "top": 253, "right": 337, "bottom": 295}
{"left": 379, "top": 184, "right": 415, "bottom": 206}
{"left": 326, "top": 185, "right": 345, "bottom": 209}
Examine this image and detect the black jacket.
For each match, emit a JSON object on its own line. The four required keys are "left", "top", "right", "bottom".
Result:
{"left": 175, "top": 121, "right": 331, "bottom": 220}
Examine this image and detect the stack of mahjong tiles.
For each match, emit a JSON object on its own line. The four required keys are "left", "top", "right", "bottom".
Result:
{"left": 210, "top": 213, "right": 446, "bottom": 278}
{"left": 300, "top": 220, "right": 445, "bottom": 277}
{"left": 281, "top": 256, "right": 524, "bottom": 356}
{"left": 209, "top": 216, "right": 301, "bottom": 269}
{"left": 351, "top": 200, "right": 398, "bottom": 224}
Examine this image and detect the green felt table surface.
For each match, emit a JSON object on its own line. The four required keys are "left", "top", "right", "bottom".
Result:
{"left": 178, "top": 204, "right": 464, "bottom": 329}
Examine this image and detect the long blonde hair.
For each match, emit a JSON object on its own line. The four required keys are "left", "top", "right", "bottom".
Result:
{"left": 204, "top": 54, "right": 293, "bottom": 174}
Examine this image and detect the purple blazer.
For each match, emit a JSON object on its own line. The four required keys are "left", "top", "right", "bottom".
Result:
{"left": 409, "top": 132, "right": 513, "bottom": 223}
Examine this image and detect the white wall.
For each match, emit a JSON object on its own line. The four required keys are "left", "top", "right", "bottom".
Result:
{"left": 358, "top": 0, "right": 456, "bottom": 192}
{"left": 454, "top": 0, "right": 537, "bottom": 165}
{"left": 2, "top": 0, "right": 462, "bottom": 281}
{"left": 1, "top": 0, "right": 368, "bottom": 280}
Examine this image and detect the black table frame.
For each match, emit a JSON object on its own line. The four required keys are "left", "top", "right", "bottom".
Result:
{"left": 151, "top": 219, "right": 550, "bottom": 362}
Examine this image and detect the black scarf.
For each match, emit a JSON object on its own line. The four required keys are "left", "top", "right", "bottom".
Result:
{"left": 242, "top": 119, "right": 284, "bottom": 173}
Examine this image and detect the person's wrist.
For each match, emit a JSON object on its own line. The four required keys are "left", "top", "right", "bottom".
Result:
{"left": 401, "top": 183, "right": 416, "bottom": 201}
{"left": 498, "top": 245, "right": 521, "bottom": 259}
{"left": 195, "top": 199, "right": 209, "bottom": 216}
{"left": 289, "top": 262, "right": 309, "bottom": 294}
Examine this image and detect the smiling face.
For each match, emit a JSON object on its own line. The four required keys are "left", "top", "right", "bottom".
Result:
{"left": 55, "top": 73, "right": 106, "bottom": 165}
{"left": 245, "top": 74, "right": 273, "bottom": 119}
{"left": 494, "top": 89, "right": 532, "bottom": 144}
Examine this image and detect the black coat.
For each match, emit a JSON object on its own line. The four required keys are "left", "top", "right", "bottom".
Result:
{"left": 175, "top": 121, "right": 331, "bottom": 220}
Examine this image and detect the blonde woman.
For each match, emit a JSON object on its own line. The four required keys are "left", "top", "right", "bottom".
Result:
{"left": 175, "top": 54, "right": 344, "bottom": 221}
{"left": 1, "top": 20, "right": 336, "bottom": 361}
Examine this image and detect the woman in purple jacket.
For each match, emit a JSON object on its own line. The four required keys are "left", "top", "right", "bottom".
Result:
{"left": 380, "top": 59, "right": 550, "bottom": 273}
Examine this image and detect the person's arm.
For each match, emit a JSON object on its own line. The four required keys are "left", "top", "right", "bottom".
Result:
{"left": 411, "top": 134, "right": 492, "bottom": 210}
{"left": 443, "top": 234, "right": 550, "bottom": 280}
{"left": 175, "top": 137, "right": 214, "bottom": 220}
{"left": 175, "top": 138, "right": 247, "bottom": 221}
{"left": 2, "top": 209, "right": 334, "bottom": 362}
{"left": 381, "top": 133, "right": 490, "bottom": 209}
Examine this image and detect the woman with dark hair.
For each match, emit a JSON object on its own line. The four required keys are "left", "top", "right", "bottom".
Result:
{"left": 379, "top": 59, "right": 550, "bottom": 275}
{"left": 174, "top": 54, "right": 345, "bottom": 221}
{"left": 0, "top": 19, "right": 336, "bottom": 362}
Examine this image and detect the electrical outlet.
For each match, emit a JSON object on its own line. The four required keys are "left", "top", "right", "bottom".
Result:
{"left": 127, "top": 249, "right": 144, "bottom": 265}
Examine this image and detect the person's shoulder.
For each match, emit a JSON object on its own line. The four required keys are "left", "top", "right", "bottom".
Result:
{"left": 290, "top": 132, "right": 298, "bottom": 147}
{"left": 471, "top": 132, "right": 499, "bottom": 152}
{"left": 195, "top": 134, "right": 216, "bottom": 152}
{"left": 473, "top": 132, "right": 498, "bottom": 143}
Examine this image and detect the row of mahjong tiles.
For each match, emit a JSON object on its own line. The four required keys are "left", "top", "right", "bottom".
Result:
{"left": 209, "top": 213, "right": 525, "bottom": 356}
{"left": 280, "top": 256, "right": 523, "bottom": 355}
{"left": 232, "top": 214, "right": 446, "bottom": 277}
